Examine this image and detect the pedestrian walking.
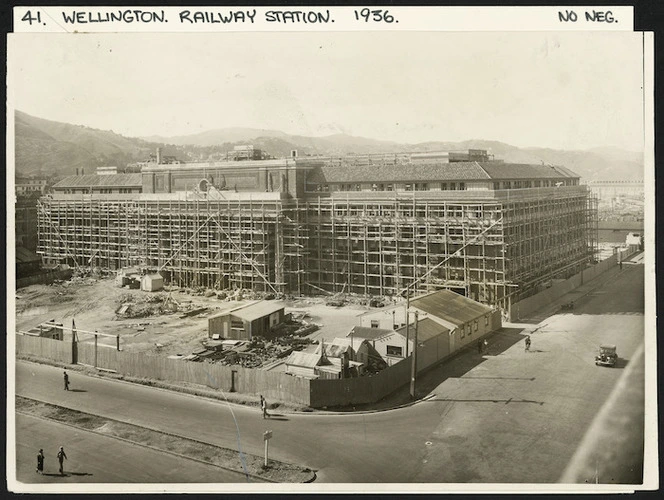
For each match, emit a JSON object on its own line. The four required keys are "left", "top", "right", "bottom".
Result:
{"left": 57, "top": 446, "right": 67, "bottom": 475}
{"left": 261, "top": 396, "right": 269, "bottom": 419}
{"left": 477, "top": 339, "right": 483, "bottom": 354}
{"left": 525, "top": 335, "right": 531, "bottom": 352}
{"left": 36, "top": 449, "right": 44, "bottom": 474}
{"left": 483, "top": 339, "right": 488, "bottom": 354}
{"left": 63, "top": 371, "right": 69, "bottom": 391}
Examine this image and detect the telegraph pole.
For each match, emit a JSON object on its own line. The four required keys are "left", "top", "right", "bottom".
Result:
{"left": 410, "top": 311, "right": 419, "bottom": 399}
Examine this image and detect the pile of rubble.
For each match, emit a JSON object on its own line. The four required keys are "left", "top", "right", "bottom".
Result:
{"left": 115, "top": 292, "right": 211, "bottom": 319}
{"left": 193, "top": 335, "right": 315, "bottom": 369}
{"left": 171, "top": 287, "right": 283, "bottom": 302}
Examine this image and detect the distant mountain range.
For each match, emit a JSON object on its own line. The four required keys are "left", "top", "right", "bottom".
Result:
{"left": 14, "top": 110, "right": 644, "bottom": 181}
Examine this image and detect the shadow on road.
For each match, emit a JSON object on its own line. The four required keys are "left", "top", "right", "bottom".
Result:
{"left": 611, "top": 358, "right": 629, "bottom": 369}
{"left": 426, "top": 397, "right": 544, "bottom": 405}
{"left": 265, "top": 414, "right": 289, "bottom": 421}
{"left": 464, "top": 376, "right": 536, "bottom": 381}
{"left": 329, "top": 327, "right": 527, "bottom": 412}
{"left": 69, "top": 471, "right": 94, "bottom": 476}
{"left": 69, "top": 389, "right": 87, "bottom": 393}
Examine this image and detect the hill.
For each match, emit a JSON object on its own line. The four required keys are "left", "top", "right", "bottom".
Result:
{"left": 14, "top": 111, "right": 643, "bottom": 181}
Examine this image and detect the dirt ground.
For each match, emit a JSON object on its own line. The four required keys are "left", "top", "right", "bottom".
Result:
{"left": 14, "top": 277, "right": 377, "bottom": 359}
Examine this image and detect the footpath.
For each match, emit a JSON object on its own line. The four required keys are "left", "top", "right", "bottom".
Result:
{"left": 16, "top": 394, "right": 315, "bottom": 483}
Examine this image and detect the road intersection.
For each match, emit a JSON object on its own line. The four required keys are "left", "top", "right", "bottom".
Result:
{"left": 13, "top": 263, "right": 645, "bottom": 485}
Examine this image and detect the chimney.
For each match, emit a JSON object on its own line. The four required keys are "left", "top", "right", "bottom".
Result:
{"left": 81, "top": 168, "right": 84, "bottom": 175}
{"left": 76, "top": 168, "right": 79, "bottom": 176}
{"left": 156, "top": 147, "right": 162, "bottom": 165}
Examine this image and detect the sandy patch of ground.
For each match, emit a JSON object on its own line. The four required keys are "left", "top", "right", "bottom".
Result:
{"left": 15, "top": 276, "right": 394, "bottom": 359}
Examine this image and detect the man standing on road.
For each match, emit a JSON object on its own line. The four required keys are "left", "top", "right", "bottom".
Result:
{"left": 483, "top": 339, "right": 488, "bottom": 354}
{"left": 63, "top": 371, "right": 69, "bottom": 391}
{"left": 36, "top": 449, "right": 44, "bottom": 474}
{"left": 525, "top": 335, "right": 531, "bottom": 352}
{"left": 57, "top": 446, "right": 67, "bottom": 475}
{"left": 261, "top": 396, "right": 269, "bottom": 419}
{"left": 477, "top": 339, "right": 483, "bottom": 354}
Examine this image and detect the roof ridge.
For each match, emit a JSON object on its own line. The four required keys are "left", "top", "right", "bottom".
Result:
{"left": 475, "top": 161, "right": 491, "bottom": 179}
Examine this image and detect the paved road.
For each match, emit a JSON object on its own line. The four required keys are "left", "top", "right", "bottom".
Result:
{"left": 14, "top": 413, "right": 253, "bottom": 484}
{"left": 13, "top": 264, "right": 644, "bottom": 484}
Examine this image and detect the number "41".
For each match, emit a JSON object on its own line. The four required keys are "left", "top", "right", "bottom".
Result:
{"left": 21, "top": 10, "right": 43, "bottom": 25}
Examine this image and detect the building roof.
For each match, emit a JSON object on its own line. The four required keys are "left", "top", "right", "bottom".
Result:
{"left": 316, "top": 339, "right": 351, "bottom": 358}
{"left": 15, "top": 246, "right": 41, "bottom": 263}
{"left": 285, "top": 351, "right": 323, "bottom": 369}
{"left": 52, "top": 174, "right": 143, "bottom": 189}
{"left": 347, "top": 326, "right": 397, "bottom": 341}
{"left": 143, "top": 273, "right": 163, "bottom": 280}
{"left": 410, "top": 290, "right": 493, "bottom": 326}
{"left": 306, "top": 161, "right": 580, "bottom": 184}
{"left": 396, "top": 317, "right": 449, "bottom": 343}
{"left": 477, "top": 162, "right": 579, "bottom": 180}
{"left": 307, "top": 162, "right": 491, "bottom": 184}
{"left": 229, "top": 301, "right": 284, "bottom": 322}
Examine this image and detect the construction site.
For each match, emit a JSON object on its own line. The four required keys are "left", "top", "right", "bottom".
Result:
{"left": 35, "top": 148, "right": 598, "bottom": 318}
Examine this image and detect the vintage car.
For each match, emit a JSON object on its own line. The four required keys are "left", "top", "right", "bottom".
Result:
{"left": 595, "top": 344, "right": 617, "bottom": 367}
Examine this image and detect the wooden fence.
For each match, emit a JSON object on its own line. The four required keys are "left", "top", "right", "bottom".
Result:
{"left": 18, "top": 310, "right": 504, "bottom": 408}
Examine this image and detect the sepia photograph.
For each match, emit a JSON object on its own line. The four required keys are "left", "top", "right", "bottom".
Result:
{"left": 7, "top": 27, "right": 654, "bottom": 493}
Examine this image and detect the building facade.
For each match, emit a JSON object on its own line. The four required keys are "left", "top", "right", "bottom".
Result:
{"left": 36, "top": 150, "right": 597, "bottom": 316}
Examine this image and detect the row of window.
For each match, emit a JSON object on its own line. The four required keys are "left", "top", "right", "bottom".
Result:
{"left": 318, "top": 182, "right": 468, "bottom": 192}
{"left": 459, "top": 315, "right": 490, "bottom": 338}
{"left": 59, "top": 188, "right": 139, "bottom": 194}
{"left": 313, "top": 179, "right": 578, "bottom": 192}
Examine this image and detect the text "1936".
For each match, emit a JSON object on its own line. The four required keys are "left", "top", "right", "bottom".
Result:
{"left": 353, "top": 9, "right": 398, "bottom": 23}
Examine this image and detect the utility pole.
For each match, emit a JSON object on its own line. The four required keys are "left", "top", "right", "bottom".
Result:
{"left": 404, "top": 294, "right": 410, "bottom": 357}
{"left": 410, "top": 311, "right": 419, "bottom": 399}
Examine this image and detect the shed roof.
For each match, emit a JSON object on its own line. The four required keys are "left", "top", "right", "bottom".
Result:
{"left": 143, "top": 273, "right": 163, "bottom": 280}
{"left": 15, "top": 246, "right": 41, "bottom": 263}
{"left": 410, "top": 290, "right": 493, "bottom": 326}
{"left": 396, "top": 317, "right": 449, "bottom": 342}
{"left": 316, "top": 340, "right": 351, "bottom": 358}
{"left": 53, "top": 174, "right": 142, "bottom": 189}
{"left": 285, "top": 351, "right": 323, "bottom": 369}
{"left": 347, "top": 326, "right": 397, "bottom": 341}
{"left": 230, "top": 301, "right": 284, "bottom": 322}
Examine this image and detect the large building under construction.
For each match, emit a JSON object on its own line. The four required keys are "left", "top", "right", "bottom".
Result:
{"left": 36, "top": 149, "right": 597, "bottom": 316}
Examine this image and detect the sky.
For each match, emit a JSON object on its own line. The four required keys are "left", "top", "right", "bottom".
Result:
{"left": 8, "top": 31, "right": 646, "bottom": 151}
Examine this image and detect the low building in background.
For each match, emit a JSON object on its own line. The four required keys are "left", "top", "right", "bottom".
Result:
{"left": 208, "top": 301, "right": 285, "bottom": 340}
{"left": 141, "top": 273, "right": 164, "bottom": 292}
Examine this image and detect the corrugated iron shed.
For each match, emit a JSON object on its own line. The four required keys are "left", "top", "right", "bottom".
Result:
{"left": 231, "top": 301, "right": 284, "bottom": 322}
{"left": 410, "top": 289, "right": 493, "bottom": 326}
{"left": 396, "top": 317, "right": 449, "bottom": 342}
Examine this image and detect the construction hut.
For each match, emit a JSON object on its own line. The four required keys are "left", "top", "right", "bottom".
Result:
{"left": 141, "top": 273, "right": 164, "bottom": 292}
{"left": 408, "top": 289, "right": 500, "bottom": 358}
{"left": 395, "top": 318, "right": 451, "bottom": 371}
{"left": 208, "top": 301, "right": 285, "bottom": 340}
